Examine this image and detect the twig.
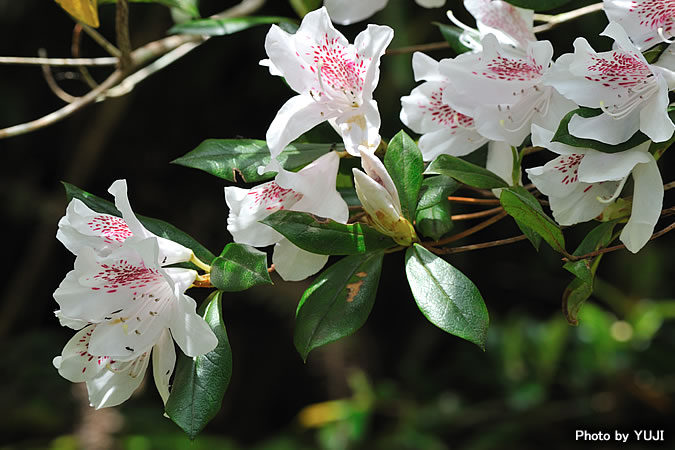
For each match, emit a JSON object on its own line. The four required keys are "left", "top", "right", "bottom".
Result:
{"left": 38, "top": 49, "right": 79, "bottom": 103}
{"left": 563, "top": 220, "right": 675, "bottom": 262}
{"left": 0, "top": 56, "right": 118, "bottom": 66}
{"left": 448, "top": 196, "right": 501, "bottom": 205}
{"left": 115, "top": 0, "right": 133, "bottom": 70}
{"left": 426, "top": 234, "right": 529, "bottom": 255}
{"left": 664, "top": 181, "right": 675, "bottom": 191}
{"left": 386, "top": 41, "right": 450, "bottom": 56}
{"left": 451, "top": 206, "right": 503, "bottom": 221}
{"left": 533, "top": 3, "right": 604, "bottom": 34}
{"left": 424, "top": 211, "right": 508, "bottom": 248}
{"left": 72, "top": 24, "right": 100, "bottom": 90}
{"left": 80, "top": 22, "right": 121, "bottom": 57}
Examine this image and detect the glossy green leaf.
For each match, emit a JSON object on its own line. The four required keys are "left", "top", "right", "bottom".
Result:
{"left": 415, "top": 175, "right": 459, "bottom": 241}
{"left": 425, "top": 154, "right": 508, "bottom": 189}
{"left": 100, "top": 0, "right": 199, "bottom": 18}
{"left": 289, "top": 0, "right": 321, "bottom": 17}
{"left": 405, "top": 244, "right": 489, "bottom": 350}
{"left": 384, "top": 131, "right": 424, "bottom": 222}
{"left": 172, "top": 139, "right": 337, "bottom": 183}
{"left": 552, "top": 108, "right": 650, "bottom": 153}
{"left": 563, "top": 221, "right": 617, "bottom": 284}
{"left": 62, "top": 182, "right": 215, "bottom": 264}
{"left": 643, "top": 42, "right": 669, "bottom": 63}
{"left": 503, "top": 0, "right": 573, "bottom": 11}
{"left": 294, "top": 252, "right": 384, "bottom": 361}
{"left": 514, "top": 220, "right": 542, "bottom": 251}
{"left": 434, "top": 22, "right": 471, "bottom": 54}
{"left": 166, "top": 291, "right": 232, "bottom": 439}
{"left": 261, "top": 210, "right": 396, "bottom": 255}
{"left": 562, "top": 257, "right": 602, "bottom": 326}
{"left": 210, "top": 243, "right": 272, "bottom": 292}
{"left": 170, "top": 16, "right": 296, "bottom": 36}
{"left": 499, "top": 187, "right": 566, "bottom": 254}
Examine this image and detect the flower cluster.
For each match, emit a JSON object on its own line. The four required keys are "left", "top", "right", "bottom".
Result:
{"left": 53, "top": 180, "right": 217, "bottom": 408}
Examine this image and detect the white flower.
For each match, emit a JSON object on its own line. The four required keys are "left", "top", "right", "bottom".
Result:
{"left": 352, "top": 149, "right": 417, "bottom": 245}
{"left": 448, "top": 0, "right": 535, "bottom": 51}
{"left": 324, "top": 0, "right": 445, "bottom": 25}
{"left": 263, "top": 7, "right": 393, "bottom": 162}
{"left": 440, "top": 34, "right": 576, "bottom": 146}
{"left": 225, "top": 152, "right": 349, "bottom": 281}
{"left": 400, "top": 52, "right": 488, "bottom": 161}
{"left": 53, "top": 324, "right": 175, "bottom": 409}
{"left": 542, "top": 22, "right": 675, "bottom": 144}
{"left": 58, "top": 179, "right": 192, "bottom": 265}
{"left": 526, "top": 124, "right": 663, "bottom": 253}
{"left": 53, "top": 236, "right": 218, "bottom": 407}
{"left": 603, "top": 0, "right": 675, "bottom": 51}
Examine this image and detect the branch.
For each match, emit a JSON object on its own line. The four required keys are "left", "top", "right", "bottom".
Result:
{"left": 38, "top": 49, "right": 79, "bottom": 103}
{"left": 0, "top": 56, "right": 118, "bottom": 66}
{"left": 423, "top": 210, "right": 509, "bottom": 248}
{"left": 451, "top": 206, "right": 503, "bottom": 221}
{"left": 79, "top": 22, "right": 121, "bottom": 57}
{"left": 564, "top": 219, "right": 675, "bottom": 262}
{"left": 115, "top": 0, "right": 133, "bottom": 70}
{"left": 386, "top": 41, "right": 451, "bottom": 56}
{"left": 533, "top": 3, "right": 604, "bottom": 34}
{"left": 426, "top": 234, "right": 529, "bottom": 255}
{"left": 448, "top": 196, "right": 501, "bottom": 205}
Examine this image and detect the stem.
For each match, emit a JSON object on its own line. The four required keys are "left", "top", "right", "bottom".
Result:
{"left": 533, "top": 3, "right": 604, "bottom": 34}
{"left": 192, "top": 273, "right": 213, "bottom": 288}
{"left": 424, "top": 211, "right": 509, "bottom": 248}
{"left": 426, "top": 234, "right": 529, "bottom": 255}
{"left": 664, "top": 181, "right": 675, "bottom": 191}
{"left": 0, "top": 56, "right": 118, "bottom": 66}
{"left": 115, "top": 0, "right": 133, "bottom": 70}
{"left": 80, "top": 23, "right": 121, "bottom": 58}
{"left": 72, "top": 24, "right": 100, "bottom": 90}
{"left": 38, "top": 49, "right": 79, "bottom": 103}
{"left": 448, "top": 196, "right": 501, "bottom": 205}
{"left": 190, "top": 253, "right": 212, "bottom": 272}
{"left": 451, "top": 206, "right": 503, "bottom": 221}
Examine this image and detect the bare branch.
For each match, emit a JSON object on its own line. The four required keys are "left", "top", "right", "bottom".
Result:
{"left": 115, "top": 0, "right": 133, "bottom": 69}
{"left": 80, "top": 22, "right": 121, "bottom": 57}
{"left": 0, "top": 56, "right": 118, "bottom": 66}
{"left": 533, "top": 3, "right": 604, "bottom": 34}
{"left": 38, "top": 49, "right": 79, "bottom": 103}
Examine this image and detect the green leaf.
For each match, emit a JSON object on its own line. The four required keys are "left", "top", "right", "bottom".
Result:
{"left": 100, "top": 0, "right": 199, "bottom": 18}
{"left": 172, "top": 139, "right": 337, "bottom": 183}
{"left": 563, "top": 220, "right": 617, "bottom": 284}
{"left": 434, "top": 22, "right": 471, "bottom": 54}
{"left": 562, "top": 259, "right": 600, "bottom": 326}
{"left": 62, "top": 182, "right": 215, "bottom": 264}
{"left": 169, "top": 16, "right": 297, "bottom": 36}
{"left": 503, "top": 0, "right": 573, "bottom": 11}
{"left": 514, "top": 220, "right": 542, "bottom": 251}
{"left": 499, "top": 187, "right": 566, "bottom": 254}
{"left": 288, "top": 0, "right": 321, "bottom": 17}
{"left": 294, "top": 252, "right": 384, "bottom": 361}
{"left": 415, "top": 175, "right": 459, "bottom": 241}
{"left": 384, "top": 131, "right": 424, "bottom": 222}
{"left": 210, "top": 243, "right": 272, "bottom": 292}
{"left": 552, "top": 108, "right": 650, "bottom": 153}
{"left": 405, "top": 244, "right": 489, "bottom": 350}
{"left": 425, "top": 154, "right": 508, "bottom": 189}
{"left": 643, "top": 42, "right": 669, "bottom": 64}
{"left": 166, "top": 291, "right": 233, "bottom": 439}
{"left": 261, "top": 210, "right": 396, "bottom": 255}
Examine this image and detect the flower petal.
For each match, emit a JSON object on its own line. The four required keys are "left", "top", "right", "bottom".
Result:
{"left": 334, "top": 99, "right": 382, "bottom": 155}
{"left": 577, "top": 143, "right": 652, "bottom": 183}
{"left": 323, "top": 0, "right": 388, "bottom": 25}
{"left": 355, "top": 24, "right": 394, "bottom": 100}
{"left": 87, "top": 352, "right": 150, "bottom": 409}
{"left": 272, "top": 238, "right": 329, "bottom": 281}
{"left": 224, "top": 184, "right": 288, "bottom": 247}
{"left": 639, "top": 75, "right": 675, "bottom": 142}
{"left": 568, "top": 109, "right": 641, "bottom": 145}
{"left": 152, "top": 329, "right": 176, "bottom": 405}
{"left": 620, "top": 155, "right": 664, "bottom": 253}
{"left": 55, "top": 325, "right": 109, "bottom": 383}
{"left": 464, "top": 0, "right": 535, "bottom": 48}
{"left": 169, "top": 292, "right": 218, "bottom": 357}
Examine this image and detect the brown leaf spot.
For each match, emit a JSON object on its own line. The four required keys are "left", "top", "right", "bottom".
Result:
{"left": 355, "top": 272, "right": 367, "bottom": 278}
{"left": 345, "top": 281, "right": 364, "bottom": 303}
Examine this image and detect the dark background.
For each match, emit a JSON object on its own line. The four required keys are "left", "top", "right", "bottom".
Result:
{"left": 1, "top": 0, "right": 674, "bottom": 449}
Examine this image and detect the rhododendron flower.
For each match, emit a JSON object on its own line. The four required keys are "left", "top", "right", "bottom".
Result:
{"left": 352, "top": 150, "right": 417, "bottom": 245}
{"left": 526, "top": 124, "right": 663, "bottom": 253}
{"left": 263, "top": 7, "right": 393, "bottom": 163}
{"left": 226, "top": 152, "right": 349, "bottom": 281}
{"left": 543, "top": 22, "right": 675, "bottom": 144}
{"left": 324, "top": 0, "right": 445, "bottom": 25}
{"left": 603, "top": 0, "right": 675, "bottom": 50}
{"left": 53, "top": 236, "right": 218, "bottom": 407}
{"left": 58, "top": 179, "right": 192, "bottom": 265}
{"left": 448, "top": 0, "right": 535, "bottom": 51}
{"left": 400, "top": 52, "right": 488, "bottom": 161}
{"left": 440, "top": 34, "right": 575, "bottom": 146}
{"left": 53, "top": 324, "right": 175, "bottom": 409}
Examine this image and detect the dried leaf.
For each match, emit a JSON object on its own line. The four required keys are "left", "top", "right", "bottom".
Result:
{"left": 55, "top": 0, "right": 99, "bottom": 27}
